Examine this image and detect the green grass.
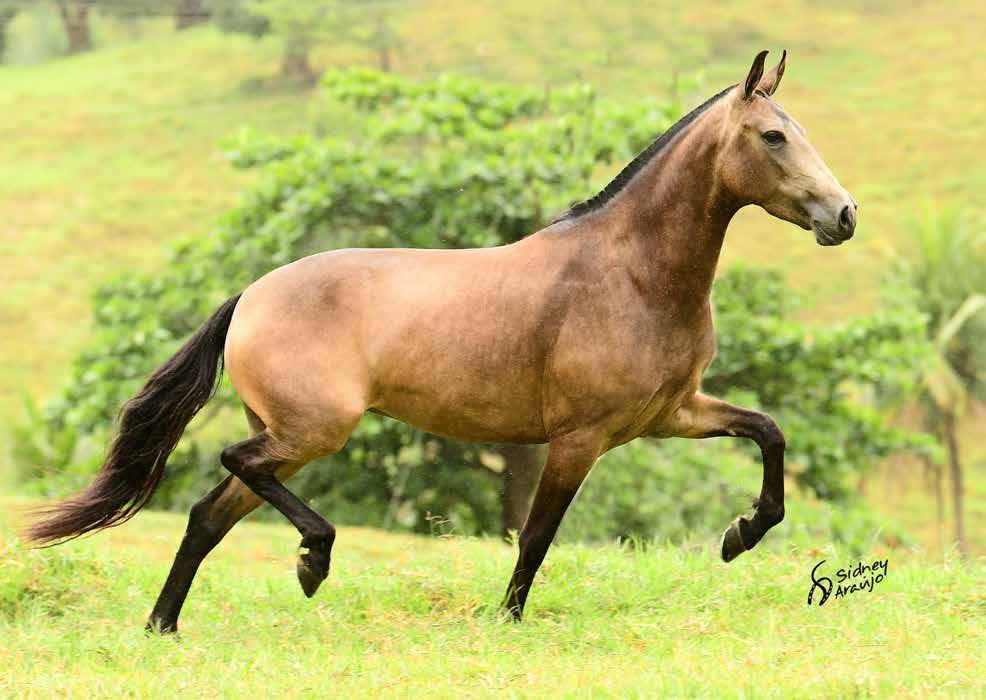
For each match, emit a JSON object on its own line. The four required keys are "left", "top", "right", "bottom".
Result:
{"left": 0, "top": 499, "right": 981, "bottom": 698}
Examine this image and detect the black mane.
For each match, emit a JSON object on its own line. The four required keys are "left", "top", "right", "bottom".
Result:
{"left": 556, "top": 84, "right": 736, "bottom": 222}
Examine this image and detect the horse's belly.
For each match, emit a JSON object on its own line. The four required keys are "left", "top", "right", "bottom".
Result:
{"left": 362, "top": 256, "right": 550, "bottom": 443}
{"left": 367, "top": 326, "right": 555, "bottom": 439}
{"left": 372, "top": 378, "right": 546, "bottom": 444}
{"left": 367, "top": 314, "right": 547, "bottom": 442}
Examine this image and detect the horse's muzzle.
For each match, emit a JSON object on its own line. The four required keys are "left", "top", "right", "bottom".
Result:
{"left": 812, "top": 200, "right": 857, "bottom": 246}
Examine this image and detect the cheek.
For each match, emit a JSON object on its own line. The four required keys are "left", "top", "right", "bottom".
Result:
{"left": 729, "top": 143, "right": 778, "bottom": 198}
{"left": 775, "top": 157, "right": 819, "bottom": 198}
{"left": 771, "top": 155, "right": 801, "bottom": 191}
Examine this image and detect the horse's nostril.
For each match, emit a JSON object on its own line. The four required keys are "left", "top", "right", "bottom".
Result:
{"left": 838, "top": 205, "right": 854, "bottom": 234}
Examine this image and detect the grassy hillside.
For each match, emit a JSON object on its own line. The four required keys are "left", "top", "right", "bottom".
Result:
{"left": 0, "top": 500, "right": 981, "bottom": 697}
{"left": 0, "top": 27, "right": 322, "bottom": 422}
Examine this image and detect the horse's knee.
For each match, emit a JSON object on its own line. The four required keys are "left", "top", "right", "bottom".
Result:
{"left": 754, "top": 413, "right": 785, "bottom": 453}
{"left": 220, "top": 435, "right": 276, "bottom": 478}
{"left": 182, "top": 496, "right": 226, "bottom": 554}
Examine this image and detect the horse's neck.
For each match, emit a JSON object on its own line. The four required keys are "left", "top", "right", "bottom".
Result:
{"left": 602, "top": 121, "right": 737, "bottom": 311}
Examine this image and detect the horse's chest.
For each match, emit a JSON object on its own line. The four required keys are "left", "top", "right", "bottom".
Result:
{"left": 636, "top": 332, "right": 713, "bottom": 408}
{"left": 544, "top": 307, "right": 716, "bottom": 436}
{"left": 626, "top": 307, "right": 716, "bottom": 383}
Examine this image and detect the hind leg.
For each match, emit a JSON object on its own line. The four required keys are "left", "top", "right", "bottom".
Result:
{"left": 220, "top": 430, "right": 338, "bottom": 598}
{"left": 147, "top": 473, "right": 276, "bottom": 633}
{"left": 147, "top": 406, "right": 308, "bottom": 633}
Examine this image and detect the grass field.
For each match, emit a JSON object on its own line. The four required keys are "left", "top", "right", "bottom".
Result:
{"left": 0, "top": 499, "right": 982, "bottom": 698}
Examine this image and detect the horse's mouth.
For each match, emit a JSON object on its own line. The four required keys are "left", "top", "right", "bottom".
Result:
{"left": 811, "top": 220, "right": 849, "bottom": 246}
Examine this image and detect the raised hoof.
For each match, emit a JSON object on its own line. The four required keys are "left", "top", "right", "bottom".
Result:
{"left": 296, "top": 552, "right": 329, "bottom": 598}
{"left": 720, "top": 518, "right": 748, "bottom": 563}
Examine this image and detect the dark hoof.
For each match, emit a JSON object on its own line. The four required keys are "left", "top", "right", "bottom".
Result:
{"left": 720, "top": 518, "right": 748, "bottom": 563}
{"left": 296, "top": 551, "right": 329, "bottom": 598}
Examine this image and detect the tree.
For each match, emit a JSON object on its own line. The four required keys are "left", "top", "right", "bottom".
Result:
{"left": 208, "top": 0, "right": 269, "bottom": 38}
{"left": 891, "top": 208, "right": 986, "bottom": 557}
{"left": 340, "top": 0, "right": 400, "bottom": 72}
{"left": 51, "top": 0, "right": 161, "bottom": 55}
{"left": 0, "top": 2, "right": 17, "bottom": 62}
{"left": 55, "top": 0, "right": 91, "bottom": 54}
{"left": 213, "top": 0, "right": 401, "bottom": 80}
{"left": 211, "top": 0, "right": 343, "bottom": 82}
{"left": 175, "top": 0, "right": 210, "bottom": 30}
{"left": 247, "top": 0, "right": 333, "bottom": 81}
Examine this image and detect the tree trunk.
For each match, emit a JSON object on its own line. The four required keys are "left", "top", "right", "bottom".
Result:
{"left": 942, "top": 413, "right": 968, "bottom": 558}
{"left": 280, "top": 47, "right": 315, "bottom": 84}
{"left": 497, "top": 444, "right": 546, "bottom": 538}
{"left": 375, "top": 13, "right": 391, "bottom": 72}
{"left": 57, "top": 0, "right": 91, "bottom": 55}
{"left": 0, "top": 8, "right": 17, "bottom": 63}
{"left": 378, "top": 43, "right": 391, "bottom": 73}
{"left": 921, "top": 453, "right": 946, "bottom": 550}
{"left": 175, "top": 0, "right": 210, "bottom": 30}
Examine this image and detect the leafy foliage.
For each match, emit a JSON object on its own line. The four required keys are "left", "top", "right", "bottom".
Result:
{"left": 891, "top": 207, "right": 986, "bottom": 408}
{"left": 887, "top": 207, "right": 986, "bottom": 556}
{"left": 707, "top": 265, "right": 933, "bottom": 499}
{"left": 15, "top": 68, "right": 931, "bottom": 545}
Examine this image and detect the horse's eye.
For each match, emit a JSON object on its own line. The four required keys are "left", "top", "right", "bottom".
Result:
{"left": 762, "top": 130, "right": 786, "bottom": 146}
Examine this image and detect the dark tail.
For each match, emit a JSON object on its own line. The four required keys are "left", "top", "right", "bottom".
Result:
{"left": 24, "top": 294, "right": 242, "bottom": 546}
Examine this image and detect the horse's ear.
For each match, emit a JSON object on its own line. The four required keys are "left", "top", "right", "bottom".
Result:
{"left": 758, "top": 50, "right": 787, "bottom": 96}
{"left": 743, "top": 50, "right": 769, "bottom": 99}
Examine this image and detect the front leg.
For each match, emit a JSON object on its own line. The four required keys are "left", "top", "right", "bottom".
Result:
{"left": 666, "top": 393, "right": 786, "bottom": 562}
{"left": 501, "top": 432, "right": 601, "bottom": 620}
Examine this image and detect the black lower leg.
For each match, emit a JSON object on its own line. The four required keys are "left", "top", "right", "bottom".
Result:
{"left": 220, "top": 434, "right": 335, "bottom": 597}
{"left": 719, "top": 411, "right": 786, "bottom": 561}
{"left": 501, "top": 438, "right": 597, "bottom": 620}
{"left": 502, "top": 507, "right": 569, "bottom": 619}
{"left": 147, "top": 476, "right": 243, "bottom": 633}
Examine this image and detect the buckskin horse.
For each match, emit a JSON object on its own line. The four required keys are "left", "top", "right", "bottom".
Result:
{"left": 26, "top": 51, "right": 857, "bottom": 632}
